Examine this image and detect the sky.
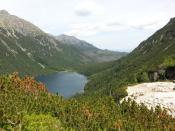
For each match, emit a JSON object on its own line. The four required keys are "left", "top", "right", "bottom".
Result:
{"left": 0, "top": 0, "right": 175, "bottom": 52}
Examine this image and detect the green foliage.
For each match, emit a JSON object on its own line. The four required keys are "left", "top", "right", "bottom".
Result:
{"left": 162, "top": 56, "right": 175, "bottom": 67}
{"left": 77, "top": 61, "right": 116, "bottom": 76}
{"left": 21, "top": 114, "right": 63, "bottom": 131}
{"left": 112, "top": 87, "right": 128, "bottom": 101}
{"left": 0, "top": 74, "right": 175, "bottom": 130}
{"left": 136, "top": 72, "right": 149, "bottom": 82}
{"left": 120, "top": 99, "right": 175, "bottom": 130}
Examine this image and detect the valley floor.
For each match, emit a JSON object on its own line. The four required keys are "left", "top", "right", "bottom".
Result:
{"left": 123, "top": 82, "right": 175, "bottom": 117}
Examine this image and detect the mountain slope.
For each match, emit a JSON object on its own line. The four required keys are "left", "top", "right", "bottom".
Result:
{"left": 0, "top": 10, "right": 126, "bottom": 75}
{"left": 56, "top": 34, "right": 127, "bottom": 62}
{"left": 85, "top": 17, "right": 175, "bottom": 96}
{"left": 0, "top": 10, "right": 43, "bottom": 36}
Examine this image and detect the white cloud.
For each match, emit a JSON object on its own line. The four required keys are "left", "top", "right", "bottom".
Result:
{"left": 125, "top": 13, "right": 169, "bottom": 30}
{"left": 65, "top": 17, "right": 167, "bottom": 37}
{"left": 65, "top": 23, "right": 98, "bottom": 36}
{"left": 75, "top": 1, "right": 104, "bottom": 17}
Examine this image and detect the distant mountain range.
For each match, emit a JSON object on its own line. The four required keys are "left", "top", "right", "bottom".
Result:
{"left": 0, "top": 10, "right": 127, "bottom": 75}
{"left": 56, "top": 34, "right": 127, "bottom": 62}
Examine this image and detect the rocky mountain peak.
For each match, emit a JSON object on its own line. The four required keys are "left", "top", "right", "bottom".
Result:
{"left": 169, "top": 17, "right": 175, "bottom": 23}
{"left": 56, "top": 34, "right": 97, "bottom": 50}
{"left": 0, "top": 10, "right": 44, "bottom": 36}
{"left": 0, "top": 10, "right": 9, "bottom": 15}
{"left": 57, "top": 34, "right": 81, "bottom": 43}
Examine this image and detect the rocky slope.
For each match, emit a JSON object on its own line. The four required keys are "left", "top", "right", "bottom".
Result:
{"left": 123, "top": 82, "right": 175, "bottom": 117}
{"left": 0, "top": 10, "right": 43, "bottom": 36}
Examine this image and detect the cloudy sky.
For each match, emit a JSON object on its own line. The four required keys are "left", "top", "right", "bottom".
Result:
{"left": 0, "top": 0, "right": 175, "bottom": 51}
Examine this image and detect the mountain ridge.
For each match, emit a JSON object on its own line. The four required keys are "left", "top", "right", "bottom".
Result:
{"left": 56, "top": 34, "right": 128, "bottom": 62}
{"left": 0, "top": 10, "right": 126, "bottom": 75}
{"left": 0, "top": 10, "right": 44, "bottom": 36}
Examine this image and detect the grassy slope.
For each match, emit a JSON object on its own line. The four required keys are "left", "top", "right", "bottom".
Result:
{"left": 0, "top": 28, "right": 98, "bottom": 76}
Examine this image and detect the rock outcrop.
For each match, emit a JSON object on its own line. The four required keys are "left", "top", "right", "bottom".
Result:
{"left": 123, "top": 82, "right": 175, "bottom": 117}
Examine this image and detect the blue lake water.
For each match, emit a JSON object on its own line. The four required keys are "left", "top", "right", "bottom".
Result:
{"left": 35, "top": 72, "right": 88, "bottom": 98}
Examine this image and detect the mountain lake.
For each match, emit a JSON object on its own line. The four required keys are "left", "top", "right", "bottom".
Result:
{"left": 35, "top": 72, "right": 88, "bottom": 98}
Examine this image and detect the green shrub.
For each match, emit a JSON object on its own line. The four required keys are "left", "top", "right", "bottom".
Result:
{"left": 162, "top": 56, "right": 175, "bottom": 67}
{"left": 137, "top": 72, "right": 149, "bottom": 82}
{"left": 21, "top": 114, "right": 63, "bottom": 131}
